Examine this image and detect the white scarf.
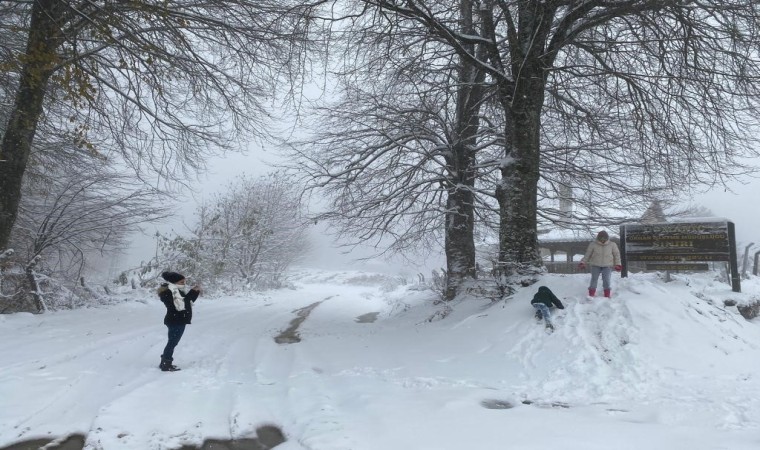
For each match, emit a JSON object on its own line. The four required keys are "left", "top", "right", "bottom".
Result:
{"left": 167, "top": 283, "right": 188, "bottom": 311}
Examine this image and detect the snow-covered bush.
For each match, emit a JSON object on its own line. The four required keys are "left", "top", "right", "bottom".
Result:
{"left": 154, "top": 173, "right": 310, "bottom": 293}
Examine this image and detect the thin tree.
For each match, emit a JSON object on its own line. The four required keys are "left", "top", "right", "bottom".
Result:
{"left": 13, "top": 167, "right": 166, "bottom": 280}
{"left": 2, "top": 141, "right": 166, "bottom": 312}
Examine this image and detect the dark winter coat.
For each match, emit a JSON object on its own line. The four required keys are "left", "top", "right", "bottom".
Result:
{"left": 530, "top": 286, "right": 565, "bottom": 309}
{"left": 158, "top": 284, "right": 200, "bottom": 325}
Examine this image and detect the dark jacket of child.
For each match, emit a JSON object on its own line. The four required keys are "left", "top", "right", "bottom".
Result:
{"left": 158, "top": 285, "right": 200, "bottom": 325}
{"left": 530, "top": 286, "right": 565, "bottom": 309}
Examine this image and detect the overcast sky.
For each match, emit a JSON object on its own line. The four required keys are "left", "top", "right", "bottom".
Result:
{"left": 693, "top": 176, "right": 760, "bottom": 246}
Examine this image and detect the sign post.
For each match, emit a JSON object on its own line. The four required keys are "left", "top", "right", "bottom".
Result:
{"left": 728, "top": 222, "right": 740, "bottom": 292}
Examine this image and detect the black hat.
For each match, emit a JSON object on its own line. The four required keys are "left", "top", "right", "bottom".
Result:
{"left": 597, "top": 230, "right": 609, "bottom": 240}
{"left": 161, "top": 271, "right": 185, "bottom": 284}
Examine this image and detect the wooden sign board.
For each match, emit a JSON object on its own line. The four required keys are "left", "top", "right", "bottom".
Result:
{"left": 620, "top": 220, "right": 740, "bottom": 292}
{"left": 645, "top": 263, "right": 709, "bottom": 272}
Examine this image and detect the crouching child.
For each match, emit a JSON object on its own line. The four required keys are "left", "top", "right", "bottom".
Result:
{"left": 530, "top": 286, "right": 565, "bottom": 331}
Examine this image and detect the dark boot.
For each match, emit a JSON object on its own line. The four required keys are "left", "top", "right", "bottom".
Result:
{"left": 603, "top": 289, "right": 611, "bottom": 298}
{"left": 534, "top": 309, "right": 543, "bottom": 321}
{"left": 159, "top": 358, "right": 180, "bottom": 372}
{"left": 588, "top": 288, "right": 596, "bottom": 297}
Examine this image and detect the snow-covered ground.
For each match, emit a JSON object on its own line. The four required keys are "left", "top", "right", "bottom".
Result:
{"left": 2, "top": 268, "right": 760, "bottom": 449}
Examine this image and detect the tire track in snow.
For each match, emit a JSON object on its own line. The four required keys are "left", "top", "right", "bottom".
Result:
{"left": 81, "top": 297, "right": 311, "bottom": 449}
{"left": 91, "top": 290, "right": 368, "bottom": 449}
{"left": 2, "top": 319, "right": 171, "bottom": 442}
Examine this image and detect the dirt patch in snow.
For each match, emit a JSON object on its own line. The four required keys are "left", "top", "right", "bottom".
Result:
{"left": 274, "top": 301, "right": 323, "bottom": 344}
{"left": 0, "top": 434, "right": 85, "bottom": 450}
{"left": 0, "top": 425, "right": 285, "bottom": 450}
{"left": 355, "top": 312, "right": 380, "bottom": 323}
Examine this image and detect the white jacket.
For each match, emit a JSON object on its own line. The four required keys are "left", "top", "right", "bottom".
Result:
{"left": 582, "top": 239, "right": 621, "bottom": 267}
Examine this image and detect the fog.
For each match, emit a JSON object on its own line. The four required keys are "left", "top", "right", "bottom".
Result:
{"left": 694, "top": 178, "right": 760, "bottom": 246}
{"left": 114, "top": 146, "right": 446, "bottom": 282}
{"left": 113, "top": 141, "right": 759, "bottom": 283}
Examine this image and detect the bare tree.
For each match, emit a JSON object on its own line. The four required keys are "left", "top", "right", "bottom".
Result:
{"left": 0, "top": 140, "right": 166, "bottom": 312}
{"left": 349, "top": 0, "right": 760, "bottom": 280}
{"left": 12, "top": 163, "right": 167, "bottom": 280}
{"left": 290, "top": 2, "right": 499, "bottom": 299}
{"left": 0, "top": 0, "right": 326, "bottom": 250}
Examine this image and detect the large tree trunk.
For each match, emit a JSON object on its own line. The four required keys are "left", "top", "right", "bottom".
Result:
{"left": 495, "top": 64, "right": 546, "bottom": 277}
{"left": 444, "top": 164, "right": 477, "bottom": 300}
{"left": 491, "top": 1, "right": 554, "bottom": 279}
{"left": 444, "top": 83, "right": 482, "bottom": 299}
{"left": 495, "top": 108, "right": 543, "bottom": 276}
{"left": 0, "top": 0, "right": 61, "bottom": 250}
{"left": 442, "top": 0, "right": 487, "bottom": 300}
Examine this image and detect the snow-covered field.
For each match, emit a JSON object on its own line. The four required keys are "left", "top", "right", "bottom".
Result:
{"left": 2, "top": 268, "right": 760, "bottom": 449}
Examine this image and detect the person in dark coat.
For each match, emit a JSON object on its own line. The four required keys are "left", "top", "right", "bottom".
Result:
{"left": 530, "top": 286, "right": 565, "bottom": 331}
{"left": 157, "top": 271, "right": 201, "bottom": 372}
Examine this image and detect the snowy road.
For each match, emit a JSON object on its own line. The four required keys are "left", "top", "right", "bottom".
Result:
{"left": 0, "top": 281, "right": 400, "bottom": 449}
{"left": 2, "top": 270, "right": 760, "bottom": 449}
